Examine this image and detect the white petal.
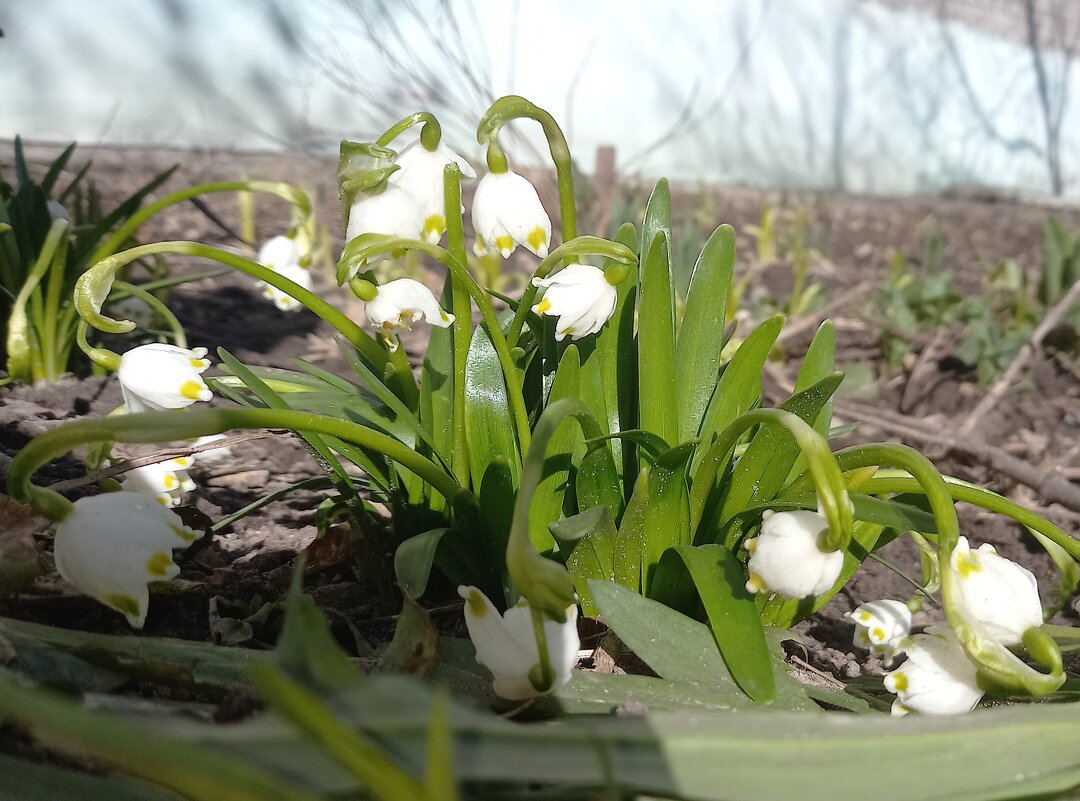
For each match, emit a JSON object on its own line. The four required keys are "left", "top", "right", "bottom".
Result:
{"left": 257, "top": 235, "right": 301, "bottom": 270}
{"left": 459, "top": 587, "right": 539, "bottom": 699}
{"left": 345, "top": 185, "right": 424, "bottom": 245}
{"left": 950, "top": 536, "right": 1043, "bottom": 645}
{"left": 366, "top": 279, "right": 454, "bottom": 331}
{"left": 118, "top": 344, "right": 213, "bottom": 412}
{"left": 746, "top": 510, "right": 843, "bottom": 599}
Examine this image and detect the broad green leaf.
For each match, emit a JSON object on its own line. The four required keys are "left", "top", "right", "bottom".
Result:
{"left": 394, "top": 528, "right": 451, "bottom": 599}
{"left": 612, "top": 467, "right": 649, "bottom": 591}
{"left": 787, "top": 321, "right": 836, "bottom": 483}
{"left": 0, "top": 753, "right": 184, "bottom": 801}
{"left": 691, "top": 315, "right": 784, "bottom": 477}
{"left": 463, "top": 324, "right": 521, "bottom": 496}
{"left": 420, "top": 280, "right": 456, "bottom": 510}
{"left": 640, "top": 443, "right": 695, "bottom": 593}
{"left": 549, "top": 505, "right": 617, "bottom": 615}
{"left": 637, "top": 231, "right": 678, "bottom": 447}
{"left": 477, "top": 457, "right": 515, "bottom": 602}
{"left": 714, "top": 372, "right": 844, "bottom": 547}
{"left": 40, "top": 142, "right": 77, "bottom": 196}
{"left": 528, "top": 344, "right": 580, "bottom": 552}
{"left": 589, "top": 580, "right": 815, "bottom": 712}
{"left": 546, "top": 670, "right": 754, "bottom": 713}
{"left": 650, "top": 544, "right": 775, "bottom": 702}
{"left": 675, "top": 224, "right": 736, "bottom": 442}
{"left": 574, "top": 443, "right": 624, "bottom": 521}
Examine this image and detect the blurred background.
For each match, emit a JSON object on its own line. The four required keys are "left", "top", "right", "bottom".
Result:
{"left": 3, "top": 0, "right": 1079, "bottom": 195}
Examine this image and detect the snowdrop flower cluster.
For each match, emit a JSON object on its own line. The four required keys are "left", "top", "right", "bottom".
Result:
{"left": 120, "top": 457, "right": 197, "bottom": 507}
{"left": 53, "top": 492, "right": 198, "bottom": 628}
{"left": 255, "top": 234, "right": 312, "bottom": 312}
{"left": 860, "top": 537, "right": 1044, "bottom": 715}
{"left": 458, "top": 585, "right": 579, "bottom": 700}
{"left": 118, "top": 343, "right": 213, "bottom": 413}
{"left": 744, "top": 510, "right": 844, "bottom": 599}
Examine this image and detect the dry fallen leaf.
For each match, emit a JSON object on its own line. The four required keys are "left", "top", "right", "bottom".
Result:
{"left": 0, "top": 494, "right": 45, "bottom": 595}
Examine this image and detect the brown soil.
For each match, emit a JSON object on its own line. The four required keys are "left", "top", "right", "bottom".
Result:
{"left": 3, "top": 142, "right": 1080, "bottom": 679}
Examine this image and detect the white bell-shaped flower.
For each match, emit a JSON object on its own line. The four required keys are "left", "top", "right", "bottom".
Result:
{"left": 471, "top": 170, "right": 551, "bottom": 259}
{"left": 344, "top": 184, "right": 425, "bottom": 275}
{"left": 458, "top": 585, "right": 579, "bottom": 700}
{"left": 258, "top": 260, "right": 313, "bottom": 312}
{"left": 948, "top": 536, "right": 1043, "bottom": 646}
{"left": 53, "top": 492, "right": 198, "bottom": 628}
{"left": 531, "top": 264, "right": 617, "bottom": 341}
{"left": 364, "top": 278, "right": 454, "bottom": 351}
{"left": 883, "top": 625, "right": 983, "bottom": 716}
{"left": 256, "top": 235, "right": 301, "bottom": 270}
{"left": 390, "top": 140, "right": 475, "bottom": 244}
{"left": 846, "top": 599, "right": 912, "bottom": 666}
{"left": 191, "top": 434, "right": 233, "bottom": 468}
{"left": 744, "top": 509, "right": 844, "bottom": 599}
{"left": 120, "top": 458, "right": 196, "bottom": 507}
{"left": 118, "top": 343, "right": 213, "bottom": 413}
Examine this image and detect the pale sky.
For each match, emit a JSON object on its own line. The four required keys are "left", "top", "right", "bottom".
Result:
{"left": 1, "top": 0, "right": 1076, "bottom": 194}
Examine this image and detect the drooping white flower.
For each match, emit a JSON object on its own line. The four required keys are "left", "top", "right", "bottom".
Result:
{"left": 53, "top": 492, "right": 198, "bottom": 628}
{"left": 744, "top": 509, "right": 844, "bottom": 599}
{"left": 531, "top": 263, "right": 617, "bottom": 341}
{"left": 458, "top": 585, "right": 579, "bottom": 700}
{"left": 258, "top": 260, "right": 313, "bottom": 312}
{"left": 883, "top": 625, "right": 983, "bottom": 716}
{"left": 364, "top": 278, "right": 454, "bottom": 351}
{"left": 472, "top": 170, "right": 551, "bottom": 259}
{"left": 191, "top": 434, "right": 233, "bottom": 468}
{"left": 120, "top": 458, "right": 196, "bottom": 507}
{"left": 948, "top": 536, "right": 1043, "bottom": 646}
{"left": 256, "top": 235, "right": 302, "bottom": 271}
{"left": 389, "top": 140, "right": 475, "bottom": 244}
{"left": 846, "top": 599, "right": 912, "bottom": 666}
{"left": 118, "top": 343, "right": 213, "bottom": 413}
{"left": 344, "top": 184, "right": 425, "bottom": 275}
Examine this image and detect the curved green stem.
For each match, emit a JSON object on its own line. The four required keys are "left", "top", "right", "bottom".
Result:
{"left": 7, "top": 219, "right": 67, "bottom": 382}
{"left": 41, "top": 221, "right": 72, "bottom": 381}
{"left": 505, "top": 235, "right": 636, "bottom": 348}
{"left": 375, "top": 112, "right": 442, "bottom": 151}
{"left": 443, "top": 165, "right": 472, "bottom": 488}
{"left": 75, "top": 321, "right": 122, "bottom": 373}
{"left": 111, "top": 280, "right": 187, "bottom": 347}
{"left": 91, "top": 181, "right": 313, "bottom": 265}
{"left": 689, "top": 408, "right": 852, "bottom": 551}
{"left": 507, "top": 397, "right": 605, "bottom": 622}
{"left": 341, "top": 235, "right": 531, "bottom": 452}
{"left": 478, "top": 96, "right": 577, "bottom": 241}
{"left": 8, "top": 407, "right": 463, "bottom": 522}
{"left": 76, "top": 241, "right": 386, "bottom": 366}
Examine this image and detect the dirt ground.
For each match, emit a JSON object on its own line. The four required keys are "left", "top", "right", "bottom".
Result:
{"left": 3, "top": 141, "right": 1080, "bottom": 680}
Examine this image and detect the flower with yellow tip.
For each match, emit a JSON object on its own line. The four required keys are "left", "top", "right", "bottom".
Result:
{"left": 846, "top": 599, "right": 912, "bottom": 666}
{"left": 364, "top": 278, "right": 455, "bottom": 351}
{"left": 120, "top": 458, "right": 197, "bottom": 507}
{"left": 531, "top": 263, "right": 617, "bottom": 340}
{"left": 458, "top": 585, "right": 579, "bottom": 700}
{"left": 744, "top": 509, "right": 844, "bottom": 599}
{"left": 472, "top": 169, "right": 551, "bottom": 259}
{"left": 256, "top": 234, "right": 302, "bottom": 271}
{"left": 53, "top": 492, "right": 198, "bottom": 628}
{"left": 948, "top": 536, "right": 1043, "bottom": 646}
{"left": 344, "top": 184, "right": 425, "bottom": 276}
{"left": 117, "top": 343, "right": 213, "bottom": 413}
{"left": 390, "top": 140, "right": 475, "bottom": 244}
{"left": 883, "top": 625, "right": 983, "bottom": 716}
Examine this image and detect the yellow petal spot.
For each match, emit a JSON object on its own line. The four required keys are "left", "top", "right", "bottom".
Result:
{"left": 423, "top": 214, "right": 446, "bottom": 237}
{"left": 179, "top": 380, "right": 206, "bottom": 400}
{"left": 146, "top": 552, "right": 174, "bottom": 578}
{"left": 156, "top": 496, "right": 170, "bottom": 505}
{"left": 955, "top": 549, "right": 982, "bottom": 577}
{"left": 189, "top": 358, "right": 208, "bottom": 369}
{"left": 745, "top": 537, "right": 758, "bottom": 554}
{"left": 495, "top": 235, "right": 514, "bottom": 254}
{"left": 170, "top": 524, "right": 197, "bottom": 542}
{"left": 162, "top": 474, "right": 178, "bottom": 489}
{"left": 534, "top": 298, "right": 552, "bottom": 314}
{"left": 527, "top": 226, "right": 547, "bottom": 252}
{"left": 890, "top": 672, "right": 909, "bottom": 692}
{"left": 560, "top": 326, "right": 575, "bottom": 336}
{"left": 106, "top": 593, "right": 141, "bottom": 619}
{"left": 858, "top": 612, "right": 871, "bottom": 622}
{"left": 475, "top": 235, "right": 488, "bottom": 254}
{"left": 391, "top": 248, "right": 406, "bottom": 259}
{"left": 745, "top": 573, "right": 767, "bottom": 593}
{"left": 871, "top": 627, "right": 886, "bottom": 642}
{"left": 465, "top": 588, "right": 489, "bottom": 619}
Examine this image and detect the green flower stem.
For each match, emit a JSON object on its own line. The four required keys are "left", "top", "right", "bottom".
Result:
{"left": 112, "top": 280, "right": 187, "bottom": 347}
{"left": 388, "top": 344, "right": 420, "bottom": 411}
{"left": 443, "top": 165, "right": 472, "bottom": 488}
{"left": 478, "top": 96, "right": 577, "bottom": 241}
{"left": 251, "top": 667, "right": 428, "bottom": 801}
{"left": 505, "top": 236, "right": 636, "bottom": 348}
{"left": 829, "top": 444, "right": 1064, "bottom": 695}
{"left": 41, "top": 221, "right": 72, "bottom": 381}
{"left": 91, "top": 181, "right": 313, "bottom": 265}
{"left": 841, "top": 472, "right": 1080, "bottom": 562}
{"left": 76, "top": 321, "right": 121, "bottom": 372}
{"left": 529, "top": 606, "right": 556, "bottom": 694}
{"left": 0, "top": 672, "right": 324, "bottom": 801}
{"left": 507, "top": 397, "right": 604, "bottom": 622}
{"left": 7, "top": 407, "right": 462, "bottom": 522}
{"left": 7, "top": 219, "right": 67, "bottom": 383}
{"left": 341, "top": 235, "right": 530, "bottom": 452}
{"left": 689, "top": 408, "right": 852, "bottom": 551}
{"left": 76, "top": 241, "right": 387, "bottom": 367}
{"left": 375, "top": 111, "right": 442, "bottom": 150}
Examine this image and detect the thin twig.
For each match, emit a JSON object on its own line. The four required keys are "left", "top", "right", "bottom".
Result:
{"left": 777, "top": 280, "right": 874, "bottom": 344}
